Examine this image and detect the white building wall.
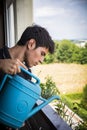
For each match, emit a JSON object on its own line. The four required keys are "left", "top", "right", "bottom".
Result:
{"left": 15, "top": 0, "right": 33, "bottom": 42}
{"left": 8, "top": 3, "right": 15, "bottom": 47}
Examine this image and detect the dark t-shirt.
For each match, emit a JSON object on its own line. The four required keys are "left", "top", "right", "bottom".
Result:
{"left": 0, "top": 46, "right": 11, "bottom": 82}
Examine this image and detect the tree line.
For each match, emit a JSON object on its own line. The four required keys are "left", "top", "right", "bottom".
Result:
{"left": 44, "top": 39, "right": 87, "bottom": 64}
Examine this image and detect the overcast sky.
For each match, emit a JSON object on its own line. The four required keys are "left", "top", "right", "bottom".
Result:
{"left": 33, "top": 0, "right": 87, "bottom": 40}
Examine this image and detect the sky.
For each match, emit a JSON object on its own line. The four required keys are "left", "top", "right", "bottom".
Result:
{"left": 33, "top": 0, "right": 87, "bottom": 40}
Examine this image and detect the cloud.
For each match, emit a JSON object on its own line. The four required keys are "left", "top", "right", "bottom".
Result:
{"left": 33, "top": 0, "right": 87, "bottom": 39}
{"left": 80, "top": 20, "right": 86, "bottom": 25}
{"left": 34, "top": 6, "right": 66, "bottom": 18}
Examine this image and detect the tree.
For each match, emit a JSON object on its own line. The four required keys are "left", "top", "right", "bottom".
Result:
{"left": 56, "top": 39, "right": 80, "bottom": 63}
{"left": 79, "top": 48, "right": 87, "bottom": 64}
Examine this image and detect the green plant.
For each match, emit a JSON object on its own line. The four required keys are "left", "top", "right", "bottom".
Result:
{"left": 81, "top": 84, "right": 87, "bottom": 109}
{"left": 55, "top": 99, "right": 87, "bottom": 130}
{"left": 55, "top": 100, "right": 75, "bottom": 128}
{"left": 61, "top": 93, "right": 87, "bottom": 121}
{"left": 40, "top": 75, "right": 60, "bottom": 99}
{"left": 75, "top": 121, "right": 87, "bottom": 130}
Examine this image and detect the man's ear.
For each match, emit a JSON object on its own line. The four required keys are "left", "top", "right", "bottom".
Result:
{"left": 27, "top": 39, "right": 36, "bottom": 50}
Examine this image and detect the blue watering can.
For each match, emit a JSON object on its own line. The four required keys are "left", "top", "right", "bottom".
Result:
{"left": 0, "top": 67, "right": 60, "bottom": 129}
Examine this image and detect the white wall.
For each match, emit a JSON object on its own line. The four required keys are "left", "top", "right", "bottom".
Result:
{"left": 15, "top": 0, "right": 33, "bottom": 42}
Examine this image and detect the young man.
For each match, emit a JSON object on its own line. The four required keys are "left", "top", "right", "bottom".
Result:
{"left": 0, "top": 25, "right": 55, "bottom": 129}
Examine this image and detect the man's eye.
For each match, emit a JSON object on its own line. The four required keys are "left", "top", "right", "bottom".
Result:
{"left": 41, "top": 52, "right": 45, "bottom": 56}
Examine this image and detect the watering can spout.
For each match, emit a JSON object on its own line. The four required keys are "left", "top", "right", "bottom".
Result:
{"left": 27, "top": 95, "right": 60, "bottom": 120}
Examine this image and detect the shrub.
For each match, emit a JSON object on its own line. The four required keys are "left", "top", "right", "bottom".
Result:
{"left": 81, "top": 84, "right": 87, "bottom": 109}
{"left": 44, "top": 53, "right": 55, "bottom": 64}
{"left": 40, "top": 76, "right": 60, "bottom": 99}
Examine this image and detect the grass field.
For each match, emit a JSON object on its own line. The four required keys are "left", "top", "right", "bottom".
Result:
{"left": 32, "top": 63, "right": 87, "bottom": 94}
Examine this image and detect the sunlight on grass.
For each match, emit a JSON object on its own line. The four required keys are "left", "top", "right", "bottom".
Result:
{"left": 32, "top": 63, "right": 87, "bottom": 94}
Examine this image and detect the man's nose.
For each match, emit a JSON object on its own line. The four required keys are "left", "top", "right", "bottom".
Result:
{"left": 39, "top": 57, "right": 44, "bottom": 64}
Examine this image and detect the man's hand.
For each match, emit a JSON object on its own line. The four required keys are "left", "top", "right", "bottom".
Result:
{"left": 0, "top": 59, "right": 28, "bottom": 75}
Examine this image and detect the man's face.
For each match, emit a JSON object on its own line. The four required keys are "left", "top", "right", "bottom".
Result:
{"left": 25, "top": 46, "right": 48, "bottom": 68}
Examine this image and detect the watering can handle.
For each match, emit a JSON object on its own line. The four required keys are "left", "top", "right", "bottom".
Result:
{"left": 0, "top": 74, "right": 12, "bottom": 91}
{"left": 27, "top": 95, "right": 60, "bottom": 119}
{"left": 20, "top": 66, "right": 40, "bottom": 85}
{"left": 0, "top": 67, "right": 40, "bottom": 91}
